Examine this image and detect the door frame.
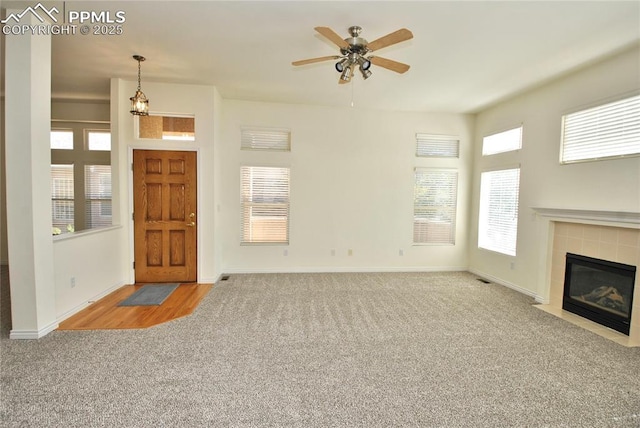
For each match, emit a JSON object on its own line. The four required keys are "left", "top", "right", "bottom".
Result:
{"left": 127, "top": 146, "right": 202, "bottom": 284}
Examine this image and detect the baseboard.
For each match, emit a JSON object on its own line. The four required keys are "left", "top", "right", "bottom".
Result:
{"left": 222, "top": 266, "right": 468, "bottom": 274}
{"left": 10, "top": 320, "right": 59, "bottom": 340}
{"left": 534, "top": 295, "right": 549, "bottom": 304}
{"left": 468, "top": 268, "right": 542, "bottom": 301}
{"left": 56, "top": 281, "right": 126, "bottom": 324}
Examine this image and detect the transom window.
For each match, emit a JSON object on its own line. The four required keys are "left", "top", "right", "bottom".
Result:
{"left": 138, "top": 114, "right": 195, "bottom": 141}
{"left": 561, "top": 94, "right": 640, "bottom": 163}
{"left": 241, "top": 128, "right": 291, "bottom": 151}
{"left": 416, "top": 134, "right": 459, "bottom": 158}
{"left": 482, "top": 126, "right": 522, "bottom": 156}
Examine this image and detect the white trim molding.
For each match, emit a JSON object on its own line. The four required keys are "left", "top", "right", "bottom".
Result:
{"left": 468, "top": 268, "right": 542, "bottom": 301}
{"left": 222, "top": 266, "right": 468, "bottom": 274}
{"left": 532, "top": 207, "right": 640, "bottom": 226}
{"left": 10, "top": 320, "right": 59, "bottom": 340}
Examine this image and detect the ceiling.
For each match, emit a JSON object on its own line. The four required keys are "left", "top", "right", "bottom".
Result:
{"left": 2, "top": 1, "right": 639, "bottom": 113}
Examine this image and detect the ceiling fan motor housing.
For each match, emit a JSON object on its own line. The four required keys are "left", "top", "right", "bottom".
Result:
{"left": 342, "top": 38, "right": 369, "bottom": 55}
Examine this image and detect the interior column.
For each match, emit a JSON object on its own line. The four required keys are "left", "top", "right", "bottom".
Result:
{"left": 4, "top": 12, "right": 57, "bottom": 338}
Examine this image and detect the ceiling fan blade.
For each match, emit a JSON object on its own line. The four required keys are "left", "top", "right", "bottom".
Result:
{"left": 366, "top": 28, "right": 413, "bottom": 52}
{"left": 292, "top": 56, "right": 341, "bottom": 66}
{"left": 369, "top": 56, "right": 411, "bottom": 74}
{"left": 314, "top": 26, "right": 350, "bottom": 49}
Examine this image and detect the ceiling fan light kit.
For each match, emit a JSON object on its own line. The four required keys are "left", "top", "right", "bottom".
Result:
{"left": 293, "top": 25, "right": 413, "bottom": 84}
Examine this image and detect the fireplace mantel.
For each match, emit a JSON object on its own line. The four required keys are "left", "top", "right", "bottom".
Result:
{"left": 532, "top": 207, "right": 640, "bottom": 226}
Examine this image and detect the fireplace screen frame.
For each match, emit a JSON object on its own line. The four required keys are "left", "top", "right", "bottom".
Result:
{"left": 563, "top": 253, "right": 636, "bottom": 335}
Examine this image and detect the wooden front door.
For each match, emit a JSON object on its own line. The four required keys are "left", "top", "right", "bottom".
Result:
{"left": 133, "top": 150, "right": 197, "bottom": 283}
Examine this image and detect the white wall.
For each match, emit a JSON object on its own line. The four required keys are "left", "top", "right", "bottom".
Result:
{"left": 212, "top": 89, "right": 224, "bottom": 279}
{"left": 469, "top": 45, "right": 640, "bottom": 297}
{"left": 111, "top": 79, "right": 219, "bottom": 284}
{"left": 52, "top": 100, "right": 110, "bottom": 122}
{"left": 1, "top": 97, "right": 7, "bottom": 265}
{"left": 49, "top": 100, "right": 126, "bottom": 319}
{"left": 53, "top": 228, "right": 124, "bottom": 319}
{"left": 219, "top": 100, "right": 474, "bottom": 273}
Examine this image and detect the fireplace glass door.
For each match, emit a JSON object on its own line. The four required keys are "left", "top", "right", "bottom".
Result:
{"left": 563, "top": 253, "right": 636, "bottom": 335}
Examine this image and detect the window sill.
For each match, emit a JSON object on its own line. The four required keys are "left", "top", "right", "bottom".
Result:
{"left": 240, "top": 242, "right": 289, "bottom": 246}
{"left": 53, "top": 225, "right": 122, "bottom": 242}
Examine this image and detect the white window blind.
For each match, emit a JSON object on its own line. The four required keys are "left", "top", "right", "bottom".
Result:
{"left": 413, "top": 168, "right": 458, "bottom": 244}
{"left": 241, "top": 166, "right": 290, "bottom": 244}
{"left": 478, "top": 168, "right": 520, "bottom": 256}
{"left": 416, "top": 134, "right": 459, "bottom": 158}
{"left": 561, "top": 94, "right": 640, "bottom": 163}
{"left": 241, "top": 128, "right": 291, "bottom": 151}
{"left": 85, "top": 165, "right": 112, "bottom": 229}
{"left": 482, "top": 126, "right": 522, "bottom": 156}
{"left": 51, "top": 164, "right": 74, "bottom": 234}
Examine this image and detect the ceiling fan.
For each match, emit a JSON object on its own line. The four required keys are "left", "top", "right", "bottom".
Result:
{"left": 292, "top": 26, "right": 413, "bottom": 84}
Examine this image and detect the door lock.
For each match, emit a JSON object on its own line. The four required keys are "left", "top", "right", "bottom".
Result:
{"left": 186, "top": 212, "right": 196, "bottom": 227}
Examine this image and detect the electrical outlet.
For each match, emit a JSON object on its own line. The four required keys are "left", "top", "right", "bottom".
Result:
{"left": 348, "top": 249, "right": 353, "bottom": 256}
{"left": 399, "top": 249, "right": 404, "bottom": 256}
{"left": 510, "top": 262, "right": 516, "bottom": 270}
{"left": 283, "top": 249, "right": 288, "bottom": 256}
{"left": 70, "top": 277, "right": 76, "bottom": 288}
{"left": 331, "top": 249, "right": 336, "bottom": 256}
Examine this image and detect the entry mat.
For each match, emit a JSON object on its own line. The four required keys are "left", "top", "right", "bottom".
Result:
{"left": 117, "top": 283, "right": 180, "bottom": 306}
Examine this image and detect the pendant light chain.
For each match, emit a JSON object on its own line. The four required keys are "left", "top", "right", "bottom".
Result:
{"left": 137, "top": 58, "right": 142, "bottom": 91}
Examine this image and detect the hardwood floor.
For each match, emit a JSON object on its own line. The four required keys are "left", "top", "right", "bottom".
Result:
{"left": 57, "top": 283, "right": 213, "bottom": 330}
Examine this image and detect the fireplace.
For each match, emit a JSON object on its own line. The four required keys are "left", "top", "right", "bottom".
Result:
{"left": 563, "top": 253, "right": 636, "bottom": 335}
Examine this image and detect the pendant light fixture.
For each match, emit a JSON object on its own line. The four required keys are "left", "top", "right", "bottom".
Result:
{"left": 130, "top": 55, "right": 149, "bottom": 116}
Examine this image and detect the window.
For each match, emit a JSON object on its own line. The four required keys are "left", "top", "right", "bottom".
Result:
{"left": 51, "top": 123, "right": 111, "bottom": 234}
{"left": 240, "top": 166, "right": 290, "bottom": 244}
{"left": 482, "top": 126, "right": 522, "bottom": 156}
{"left": 85, "top": 165, "right": 112, "bottom": 228}
{"left": 413, "top": 168, "right": 458, "bottom": 244}
{"left": 241, "top": 128, "right": 291, "bottom": 151}
{"left": 87, "top": 130, "right": 111, "bottom": 151}
{"left": 416, "top": 134, "right": 459, "bottom": 158}
{"left": 51, "top": 164, "right": 74, "bottom": 234}
{"left": 50, "top": 130, "right": 73, "bottom": 150}
{"left": 138, "top": 114, "right": 195, "bottom": 141}
{"left": 561, "top": 94, "right": 640, "bottom": 163}
{"left": 478, "top": 168, "right": 520, "bottom": 256}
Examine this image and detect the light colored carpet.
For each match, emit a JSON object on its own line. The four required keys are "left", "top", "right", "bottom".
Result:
{"left": 1, "top": 269, "right": 639, "bottom": 427}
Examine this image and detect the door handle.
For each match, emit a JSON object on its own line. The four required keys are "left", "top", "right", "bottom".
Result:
{"left": 186, "top": 212, "right": 196, "bottom": 227}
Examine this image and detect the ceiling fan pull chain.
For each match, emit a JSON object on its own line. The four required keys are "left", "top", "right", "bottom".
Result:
{"left": 351, "top": 79, "right": 355, "bottom": 108}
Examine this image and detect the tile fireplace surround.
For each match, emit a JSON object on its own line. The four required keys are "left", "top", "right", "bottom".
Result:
{"left": 533, "top": 208, "right": 640, "bottom": 347}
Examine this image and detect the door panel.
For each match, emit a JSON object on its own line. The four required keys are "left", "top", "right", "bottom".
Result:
{"left": 134, "top": 150, "right": 197, "bottom": 283}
